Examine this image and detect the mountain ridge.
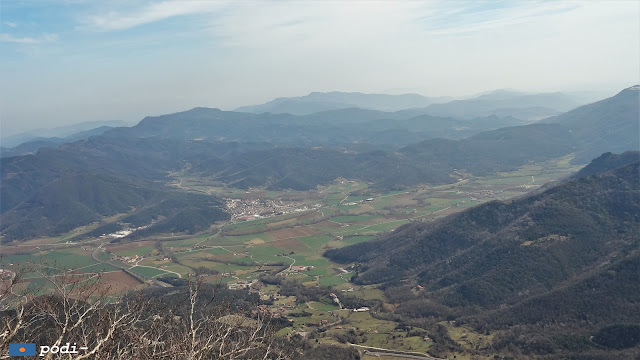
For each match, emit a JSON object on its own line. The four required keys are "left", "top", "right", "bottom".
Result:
{"left": 234, "top": 91, "right": 438, "bottom": 114}
{"left": 2, "top": 87, "right": 637, "bottom": 241}
{"left": 546, "top": 85, "right": 640, "bottom": 162}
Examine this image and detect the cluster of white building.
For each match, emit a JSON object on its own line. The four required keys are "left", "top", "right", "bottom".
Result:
{"left": 0, "top": 268, "right": 16, "bottom": 280}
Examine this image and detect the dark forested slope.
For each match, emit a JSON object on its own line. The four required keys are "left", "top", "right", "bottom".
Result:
{"left": 399, "top": 123, "right": 577, "bottom": 175}
{"left": 0, "top": 170, "right": 229, "bottom": 241}
{"left": 325, "top": 156, "right": 640, "bottom": 357}
{"left": 325, "top": 158, "right": 639, "bottom": 311}
{"left": 574, "top": 150, "right": 639, "bottom": 179}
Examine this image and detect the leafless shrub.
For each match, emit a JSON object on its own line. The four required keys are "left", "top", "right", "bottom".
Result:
{"left": 1, "top": 268, "right": 297, "bottom": 359}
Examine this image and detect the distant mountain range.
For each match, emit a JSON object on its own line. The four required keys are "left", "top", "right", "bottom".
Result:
{"left": 1, "top": 88, "right": 604, "bottom": 154}
{"left": 420, "top": 90, "right": 583, "bottom": 119}
{"left": 1, "top": 86, "right": 637, "bottom": 241}
{"left": 235, "top": 91, "right": 446, "bottom": 114}
{"left": 186, "top": 86, "right": 637, "bottom": 189}
{"left": 1, "top": 120, "right": 130, "bottom": 148}
{"left": 325, "top": 153, "right": 639, "bottom": 356}
{"left": 0, "top": 126, "right": 117, "bottom": 158}
{"left": 235, "top": 89, "right": 590, "bottom": 120}
{"left": 104, "top": 106, "right": 526, "bottom": 148}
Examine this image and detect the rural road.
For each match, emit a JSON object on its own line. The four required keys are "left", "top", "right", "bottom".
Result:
{"left": 91, "top": 244, "right": 125, "bottom": 270}
{"left": 348, "top": 344, "right": 445, "bottom": 360}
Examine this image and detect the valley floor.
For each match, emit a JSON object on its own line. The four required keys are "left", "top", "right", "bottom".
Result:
{"left": 0, "top": 155, "right": 583, "bottom": 358}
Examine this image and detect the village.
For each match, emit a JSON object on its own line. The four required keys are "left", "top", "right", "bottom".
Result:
{"left": 225, "top": 198, "right": 321, "bottom": 221}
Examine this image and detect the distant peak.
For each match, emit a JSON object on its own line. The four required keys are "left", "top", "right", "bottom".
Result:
{"left": 614, "top": 85, "right": 640, "bottom": 97}
{"left": 189, "top": 107, "right": 221, "bottom": 112}
{"left": 478, "top": 89, "right": 524, "bottom": 96}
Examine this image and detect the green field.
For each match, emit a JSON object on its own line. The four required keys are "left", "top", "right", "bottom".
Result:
{"left": 342, "top": 235, "right": 377, "bottom": 245}
{"left": 40, "top": 250, "right": 97, "bottom": 270}
{"left": 331, "top": 215, "right": 379, "bottom": 223}
{"left": 129, "top": 266, "right": 168, "bottom": 279}
{"left": 307, "top": 301, "right": 340, "bottom": 311}
{"left": 336, "top": 204, "right": 360, "bottom": 211}
{"left": 319, "top": 275, "right": 347, "bottom": 286}
{"left": 77, "top": 263, "right": 119, "bottom": 273}
{"left": 326, "top": 193, "right": 346, "bottom": 206}
{"left": 25, "top": 278, "right": 54, "bottom": 296}
{"left": 113, "top": 246, "right": 156, "bottom": 257}
{"left": 205, "top": 247, "right": 230, "bottom": 255}
{"left": 162, "top": 237, "right": 207, "bottom": 249}
{"left": 246, "top": 245, "right": 286, "bottom": 263}
{"left": 207, "top": 263, "right": 253, "bottom": 274}
{"left": 0, "top": 254, "right": 34, "bottom": 267}
{"left": 330, "top": 224, "right": 367, "bottom": 236}
{"left": 290, "top": 256, "right": 331, "bottom": 270}
{"left": 224, "top": 221, "right": 271, "bottom": 234}
{"left": 298, "top": 235, "right": 333, "bottom": 250}
{"left": 358, "top": 220, "right": 409, "bottom": 233}
{"left": 330, "top": 219, "right": 408, "bottom": 236}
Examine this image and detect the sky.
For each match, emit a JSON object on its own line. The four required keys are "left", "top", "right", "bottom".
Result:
{"left": 1, "top": 0, "right": 639, "bottom": 136}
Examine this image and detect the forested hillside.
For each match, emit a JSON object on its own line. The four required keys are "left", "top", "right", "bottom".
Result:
{"left": 549, "top": 85, "right": 639, "bottom": 162}
{"left": 325, "top": 157, "right": 640, "bottom": 357}
{"left": 103, "top": 106, "right": 522, "bottom": 147}
{"left": 0, "top": 171, "right": 229, "bottom": 241}
{"left": 326, "top": 158, "right": 638, "bottom": 289}
{"left": 574, "top": 150, "right": 639, "bottom": 178}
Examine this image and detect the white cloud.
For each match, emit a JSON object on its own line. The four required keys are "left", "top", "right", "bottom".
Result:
{"left": 84, "top": 1, "right": 228, "bottom": 31}
{"left": 201, "top": 1, "right": 435, "bottom": 51}
{"left": 0, "top": 34, "right": 38, "bottom": 44}
{"left": 417, "top": 2, "right": 578, "bottom": 35}
{"left": 0, "top": 33, "right": 58, "bottom": 44}
{"left": 4, "top": 22, "right": 18, "bottom": 28}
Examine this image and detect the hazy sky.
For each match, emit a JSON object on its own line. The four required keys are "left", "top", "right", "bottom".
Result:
{"left": 1, "top": 0, "right": 639, "bottom": 136}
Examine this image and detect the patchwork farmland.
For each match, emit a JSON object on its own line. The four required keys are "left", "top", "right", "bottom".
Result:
{"left": 0, "top": 155, "right": 583, "bottom": 357}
